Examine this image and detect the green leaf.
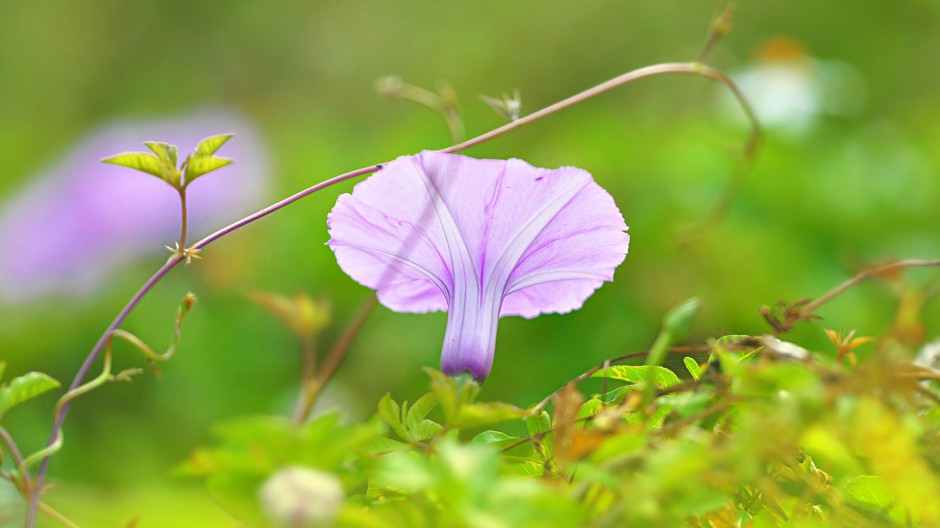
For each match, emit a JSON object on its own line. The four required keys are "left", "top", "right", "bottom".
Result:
{"left": 451, "top": 401, "right": 528, "bottom": 429}
{"left": 425, "top": 368, "right": 458, "bottom": 421}
{"left": 526, "top": 411, "right": 552, "bottom": 437}
{"left": 599, "top": 385, "right": 633, "bottom": 404}
{"left": 662, "top": 297, "right": 701, "bottom": 339}
{"left": 844, "top": 475, "right": 894, "bottom": 510}
{"left": 102, "top": 152, "right": 175, "bottom": 182}
{"left": 456, "top": 374, "right": 481, "bottom": 405}
{"left": 183, "top": 156, "right": 233, "bottom": 186}
{"left": 592, "top": 365, "right": 680, "bottom": 389}
{"left": 409, "top": 420, "right": 444, "bottom": 442}
{"left": 373, "top": 450, "right": 433, "bottom": 492}
{"left": 144, "top": 141, "right": 178, "bottom": 168}
{"left": 362, "top": 436, "right": 411, "bottom": 455}
{"left": 666, "top": 391, "right": 712, "bottom": 420}
{"left": 0, "top": 372, "right": 60, "bottom": 421}
{"left": 684, "top": 356, "right": 702, "bottom": 381}
{"left": 377, "top": 393, "right": 409, "bottom": 442}
{"left": 421, "top": 368, "right": 497, "bottom": 430}
{"left": 470, "top": 430, "right": 515, "bottom": 447}
{"left": 403, "top": 393, "right": 443, "bottom": 441}
{"left": 178, "top": 413, "right": 376, "bottom": 478}
{"left": 504, "top": 458, "right": 545, "bottom": 477}
{"left": 525, "top": 410, "right": 554, "bottom": 457}
{"left": 576, "top": 398, "right": 604, "bottom": 421}
{"left": 712, "top": 334, "right": 757, "bottom": 355}
{"left": 643, "top": 299, "right": 700, "bottom": 397}
{"left": 405, "top": 393, "right": 437, "bottom": 431}
{"left": 194, "top": 133, "right": 234, "bottom": 157}
{"left": 590, "top": 430, "right": 646, "bottom": 463}
{"left": 0, "top": 361, "right": 6, "bottom": 383}
{"left": 179, "top": 412, "right": 380, "bottom": 527}
{"left": 472, "top": 432, "right": 537, "bottom": 463}
{"left": 206, "top": 473, "right": 268, "bottom": 527}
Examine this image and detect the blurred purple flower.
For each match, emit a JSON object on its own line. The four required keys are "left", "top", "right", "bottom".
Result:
{"left": 0, "top": 111, "right": 269, "bottom": 302}
{"left": 328, "top": 151, "right": 629, "bottom": 380}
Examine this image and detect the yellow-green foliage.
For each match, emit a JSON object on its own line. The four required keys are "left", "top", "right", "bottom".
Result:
{"left": 182, "top": 334, "right": 940, "bottom": 527}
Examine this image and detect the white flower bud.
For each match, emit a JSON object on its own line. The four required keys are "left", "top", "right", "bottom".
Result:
{"left": 259, "top": 467, "right": 344, "bottom": 528}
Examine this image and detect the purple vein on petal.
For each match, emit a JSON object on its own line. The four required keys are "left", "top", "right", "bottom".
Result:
{"left": 327, "top": 242, "right": 451, "bottom": 301}
{"left": 486, "top": 177, "right": 590, "bottom": 305}
{"left": 479, "top": 162, "right": 507, "bottom": 296}
{"left": 507, "top": 270, "right": 613, "bottom": 293}
{"left": 410, "top": 154, "right": 477, "bottom": 292}
{"left": 330, "top": 198, "right": 454, "bottom": 293}
{"left": 411, "top": 154, "right": 481, "bottom": 370}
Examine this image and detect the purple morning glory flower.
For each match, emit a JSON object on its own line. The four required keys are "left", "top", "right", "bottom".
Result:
{"left": 327, "top": 151, "right": 629, "bottom": 380}
{"left": 0, "top": 110, "right": 268, "bottom": 303}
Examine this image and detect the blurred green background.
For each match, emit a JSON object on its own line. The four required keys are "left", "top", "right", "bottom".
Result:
{"left": 1, "top": 0, "right": 939, "bottom": 525}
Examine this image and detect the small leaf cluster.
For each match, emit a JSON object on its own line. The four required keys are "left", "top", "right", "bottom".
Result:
{"left": 102, "top": 134, "right": 233, "bottom": 191}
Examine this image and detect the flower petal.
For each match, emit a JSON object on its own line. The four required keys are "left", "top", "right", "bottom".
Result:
{"left": 502, "top": 174, "right": 629, "bottom": 317}
{"left": 326, "top": 151, "right": 628, "bottom": 380}
{"left": 327, "top": 157, "right": 463, "bottom": 313}
{"left": 327, "top": 151, "right": 628, "bottom": 318}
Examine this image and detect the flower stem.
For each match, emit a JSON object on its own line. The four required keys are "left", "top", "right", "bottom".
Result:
{"left": 295, "top": 296, "right": 377, "bottom": 424}
{"left": 443, "top": 62, "right": 760, "bottom": 158}
{"left": 26, "top": 60, "right": 760, "bottom": 526}
{"left": 25, "top": 255, "right": 183, "bottom": 526}
{"left": 798, "top": 259, "right": 940, "bottom": 318}
{"left": 293, "top": 336, "right": 317, "bottom": 424}
{"left": 36, "top": 501, "right": 80, "bottom": 528}
{"left": 0, "top": 426, "right": 26, "bottom": 468}
{"left": 178, "top": 187, "right": 188, "bottom": 251}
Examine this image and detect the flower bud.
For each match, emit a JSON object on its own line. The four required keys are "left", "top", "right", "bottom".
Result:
{"left": 375, "top": 75, "right": 404, "bottom": 97}
{"left": 259, "top": 467, "right": 344, "bottom": 528}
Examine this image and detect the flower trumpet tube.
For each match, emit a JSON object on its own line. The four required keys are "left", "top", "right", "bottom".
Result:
{"left": 327, "top": 151, "right": 628, "bottom": 380}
